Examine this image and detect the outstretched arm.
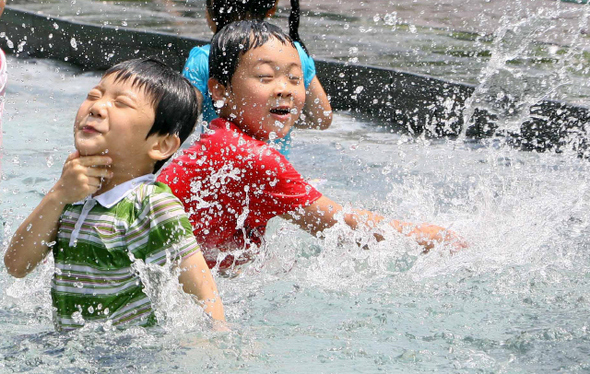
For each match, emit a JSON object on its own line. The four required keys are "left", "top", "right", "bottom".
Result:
{"left": 4, "top": 152, "right": 112, "bottom": 277}
{"left": 283, "top": 196, "right": 466, "bottom": 252}
{"left": 178, "top": 252, "right": 225, "bottom": 322}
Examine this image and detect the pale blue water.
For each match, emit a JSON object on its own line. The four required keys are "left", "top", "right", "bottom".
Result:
{"left": 2, "top": 1, "right": 590, "bottom": 373}
{"left": 2, "top": 56, "right": 590, "bottom": 373}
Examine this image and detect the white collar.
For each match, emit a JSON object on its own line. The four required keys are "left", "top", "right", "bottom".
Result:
{"left": 68, "top": 174, "right": 156, "bottom": 247}
{"left": 73, "top": 174, "right": 156, "bottom": 208}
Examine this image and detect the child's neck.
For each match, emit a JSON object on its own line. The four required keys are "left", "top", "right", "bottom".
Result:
{"left": 220, "top": 116, "right": 263, "bottom": 141}
{"left": 94, "top": 163, "right": 154, "bottom": 196}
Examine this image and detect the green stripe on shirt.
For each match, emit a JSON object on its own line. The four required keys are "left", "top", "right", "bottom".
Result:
{"left": 52, "top": 182, "right": 200, "bottom": 331}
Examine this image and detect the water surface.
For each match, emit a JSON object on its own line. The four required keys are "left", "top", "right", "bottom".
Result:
{"left": 1, "top": 56, "right": 590, "bottom": 373}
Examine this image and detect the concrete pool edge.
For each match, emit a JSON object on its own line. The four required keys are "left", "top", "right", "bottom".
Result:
{"left": 1, "top": 6, "right": 589, "bottom": 155}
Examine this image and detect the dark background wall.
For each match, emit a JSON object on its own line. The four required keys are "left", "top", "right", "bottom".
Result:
{"left": 1, "top": 7, "right": 589, "bottom": 154}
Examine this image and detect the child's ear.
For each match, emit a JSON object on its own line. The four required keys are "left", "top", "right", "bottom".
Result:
{"left": 208, "top": 78, "right": 229, "bottom": 102}
{"left": 148, "top": 134, "right": 181, "bottom": 162}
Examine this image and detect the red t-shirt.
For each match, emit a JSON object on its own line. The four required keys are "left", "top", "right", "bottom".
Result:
{"left": 157, "top": 118, "right": 322, "bottom": 269}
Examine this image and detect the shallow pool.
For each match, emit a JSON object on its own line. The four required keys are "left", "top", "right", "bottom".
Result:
{"left": 2, "top": 55, "right": 590, "bottom": 372}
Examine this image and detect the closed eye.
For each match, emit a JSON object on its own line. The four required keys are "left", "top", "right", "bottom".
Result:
{"left": 258, "top": 75, "right": 274, "bottom": 83}
{"left": 86, "top": 89, "right": 102, "bottom": 100}
{"left": 114, "top": 96, "right": 136, "bottom": 108}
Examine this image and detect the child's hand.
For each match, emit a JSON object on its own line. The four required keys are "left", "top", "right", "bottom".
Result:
{"left": 51, "top": 151, "right": 112, "bottom": 203}
{"left": 408, "top": 224, "right": 467, "bottom": 253}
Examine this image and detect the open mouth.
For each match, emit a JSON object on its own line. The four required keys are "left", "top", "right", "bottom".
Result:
{"left": 269, "top": 108, "right": 290, "bottom": 116}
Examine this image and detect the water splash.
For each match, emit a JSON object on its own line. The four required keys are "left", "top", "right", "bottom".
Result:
{"left": 461, "top": 4, "right": 590, "bottom": 141}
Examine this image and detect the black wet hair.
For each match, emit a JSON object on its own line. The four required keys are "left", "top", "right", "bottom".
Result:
{"left": 104, "top": 57, "right": 199, "bottom": 172}
{"left": 209, "top": 20, "right": 295, "bottom": 87}
{"left": 206, "top": 0, "right": 308, "bottom": 52}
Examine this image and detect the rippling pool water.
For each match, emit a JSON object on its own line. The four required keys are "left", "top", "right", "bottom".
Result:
{"left": 2, "top": 55, "right": 590, "bottom": 372}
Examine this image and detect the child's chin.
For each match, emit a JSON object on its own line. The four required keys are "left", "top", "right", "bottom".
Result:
{"left": 75, "top": 145, "right": 106, "bottom": 157}
{"left": 271, "top": 127, "right": 291, "bottom": 139}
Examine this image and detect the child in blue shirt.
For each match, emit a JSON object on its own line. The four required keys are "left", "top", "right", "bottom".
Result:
{"left": 184, "top": 0, "right": 332, "bottom": 158}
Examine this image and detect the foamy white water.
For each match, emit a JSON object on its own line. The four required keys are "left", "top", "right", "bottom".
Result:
{"left": 1, "top": 55, "right": 589, "bottom": 372}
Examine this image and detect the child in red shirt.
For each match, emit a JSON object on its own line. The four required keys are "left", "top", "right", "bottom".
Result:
{"left": 157, "top": 20, "right": 466, "bottom": 270}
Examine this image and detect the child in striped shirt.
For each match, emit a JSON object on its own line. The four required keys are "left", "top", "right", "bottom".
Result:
{"left": 4, "top": 58, "right": 225, "bottom": 330}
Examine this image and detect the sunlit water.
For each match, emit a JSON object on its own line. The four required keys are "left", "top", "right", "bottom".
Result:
{"left": 2, "top": 0, "right": 590, "bottom": 372}
{"left": 2, "top": 55, "right": 590, "bottom": 372}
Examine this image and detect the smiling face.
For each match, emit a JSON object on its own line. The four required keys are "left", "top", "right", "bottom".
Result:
{"left": 74, "top": 73, "right": 157, "bottom": 167}
{"left": 212, "top": 37, "right": 305, "bottom": 141}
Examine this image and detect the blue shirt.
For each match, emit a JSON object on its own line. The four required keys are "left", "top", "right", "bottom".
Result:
{"left": 182, "top": 42, "right": 316, "bottom": 159}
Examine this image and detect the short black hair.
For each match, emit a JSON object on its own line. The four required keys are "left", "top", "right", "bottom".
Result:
{"left": 105, "top": 57, "right": 199, "bottom": 172}
{"left": 209, "top": 20, "right": 295, "bottom": 87}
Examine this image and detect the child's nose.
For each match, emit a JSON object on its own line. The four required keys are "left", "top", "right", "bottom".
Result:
{"left": 275, "top": 78, "right": 292, "bottom": 97}
{"left": 89, "top": 99, "right": 109, "bottom": 117}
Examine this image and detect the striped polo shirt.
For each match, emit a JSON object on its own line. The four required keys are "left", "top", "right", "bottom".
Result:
{"left": 51, "top": 174, "right": 200, "bottom": 331}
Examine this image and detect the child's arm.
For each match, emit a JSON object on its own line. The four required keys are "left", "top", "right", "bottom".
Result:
{"left": 283, "top": 195, "right": 466, "bottom": 252}
{"left": 4, "top": 152, "right": 112, "bottom": 277}
{"left": 193, "top": 87, "right": 204, "bottom": 118}
{"left": 182, "top": 46, "right": 208, "bottom": 119}
{"left": 296, "top": 76, "right": 333, "bottom": 130}
{"left": 178, "top": 251, "right": 225, "bottom": 322}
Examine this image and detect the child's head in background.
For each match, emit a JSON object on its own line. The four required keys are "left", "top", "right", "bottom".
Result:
{"left": 74, "top": 57, "right": 198, "bottom": 175}
{"left": 208, "top": 20, "right": 305, "bottom": 141}
{"left": 205, "top": 0, "right": 278, "bottom": 33}
{"left": 205, "top": 0, "right": 307, "bottom": 52}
